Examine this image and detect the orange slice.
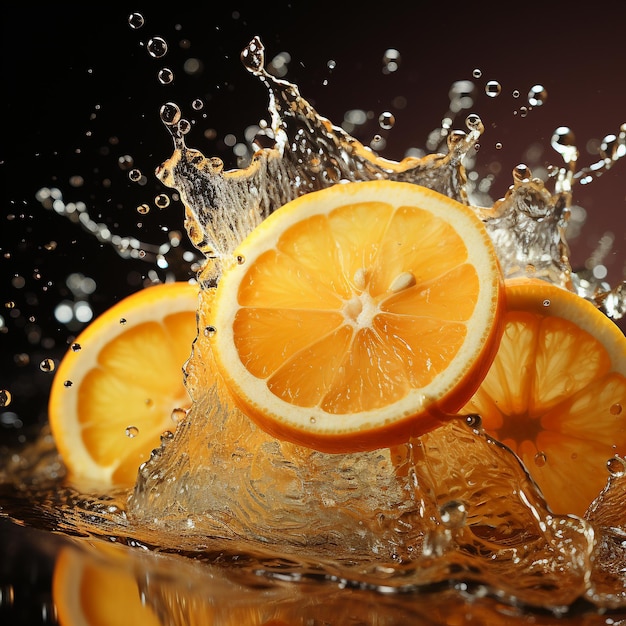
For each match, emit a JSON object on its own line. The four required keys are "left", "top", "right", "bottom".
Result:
{"left": 49, "top": 282, "right": 198, "bottom": 487}
{"left": 209, "top": 180, "right": 504, "bottom": 452}
{"left": 463, "top": 278, "right": 626, "bottom": 516}
{"left": 53, "top": 542, "right": 163, "bottom": 626}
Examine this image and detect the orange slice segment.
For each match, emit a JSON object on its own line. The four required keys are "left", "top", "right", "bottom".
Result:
{"left": 463, "top": 278, "right": 626, "bottom": 516}
{"left": 210, "top": 180, "right": 504, "bottom": 452}
{"left": 49, "top": 282, "right": 198, "bottom": 487}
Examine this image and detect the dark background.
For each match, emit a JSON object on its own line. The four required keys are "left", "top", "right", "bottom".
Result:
{"left": 2, "top": 2, "right": 625, "bottom": 440}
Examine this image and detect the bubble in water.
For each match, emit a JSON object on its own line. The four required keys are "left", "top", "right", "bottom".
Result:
{"left": 472, "top": 68, "right": 482, "bottom": 78}
{"left": 512, "top": 89, "right": 520, "bottom": 98}
{"left": 147, "top": 37, "right": 168, "bottom": 59}
{"left": 439, "top": 500, "right": 467, "bottom": 529}
{"left": 378, "top": 112, "right": 395, "bottom": 130}
{"left": 129, "top": 168, "right": 142, "bottom": 182}
{"left": 0, "top": 389, "right": 11, "bottom": 407}
{"left": 382, "top": 49, "right": 401, "bottom": 74}
{"left": 137, "top": 203, "right": 150, "bottom": 215}
{"left": 39, "top": 358, "right": 55, "bottom": 373}
{"left": 327, "top": 59, "right": 336, "bottom": 70}
{"left": 485, "top": 80, "right": 501, "bottom": 98}
{"left": 128, "top": 13, "right": 144, "bottom": 30}
{"left": 607, "top": 456, "right": 626, "bottom": 477}
{"left": 158, "top": 68, "right": 174, "bottom": 84}
{"left": 191, "top": 98, "right": 204, "bottom": 111}
{"left": 125, "top": 426, "right": 139, "bottom": 438}
{"left": 495, "top": 142, "right": 503, "bottom": 150}
{"left": 528, "top": 84, "right": 547, "bottom": 106}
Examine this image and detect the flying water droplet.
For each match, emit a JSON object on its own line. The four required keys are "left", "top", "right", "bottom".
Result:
{"left": 126, "top": 426, "right": 139, "bottom": 438}
{"left": 0, "top": 390, "right": 11, "bottom": 407}
{"left": 528, "top": 85, "right": 547, "bottom": 106}
{"left": 485, "top": 81, "right": 501, "bottom": 98}
{"left": 128, "top": 13, "right": 144, "bottom": 30}
{"left": 39, "top": 358, "right": 55, "bottom": 373}
{"left": 382, "top": 49, "right": 401, "bottom": 74}
{"left": 147, "top": 37, "right": 168, "bottom": 59}
{"left": 378, "top": 112, "right": 395, "bottom": 130}
{"left": 158, "top": 68, "right": 174, "bottom": 84}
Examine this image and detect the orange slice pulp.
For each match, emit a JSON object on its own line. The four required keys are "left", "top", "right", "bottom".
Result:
{"left": 48, "top": 281, "right": 198, "bottom": 487}
{"left": 209, "top": 180, "right": 504, "bottom": 452}
{"left": 463, "top": 277, "right": 626, "bottom": 516}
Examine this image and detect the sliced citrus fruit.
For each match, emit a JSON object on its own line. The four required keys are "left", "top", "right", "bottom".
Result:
{"left": 49, "top": 282, "right": 198, "bottom": 487}
{"left": 53, "top": 542, "right": 163, "bottom": 626}
{"left": 463, "top": 278, "right": 626, "bottom": 516}
{"left": 209, "top": 180, "right": 504, "bottom": 452}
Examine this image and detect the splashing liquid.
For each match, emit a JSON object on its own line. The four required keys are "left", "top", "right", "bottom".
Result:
{"left": 2, "top": 35, "right": 626, "bottom": 622}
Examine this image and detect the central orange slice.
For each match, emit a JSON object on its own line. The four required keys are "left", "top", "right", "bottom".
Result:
{"left": 210, "top": 180, "right": 504, "bottom": 452}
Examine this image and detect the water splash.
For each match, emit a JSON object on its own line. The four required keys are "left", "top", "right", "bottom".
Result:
{"left": 157, "top": 38, "right": 625, "bottom": 320}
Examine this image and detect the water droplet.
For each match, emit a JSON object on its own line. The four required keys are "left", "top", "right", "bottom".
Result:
{"left": 178, "top": 119, "right": 192, "bottom": 135}
{"left": 378, "top": 111, "right": 395, "bottom": 130}
{"left": 472, "top": 68, "right": 482, "bottom": 78}
{"left": 155, "top": 194, "right": 170, "bottom": 209}
{"left": 607, "top": 456, "right": 626, "bottom": 477}
{"left": 204, "top": 325, "right": 217, "bottom": 337}
{"left": 71, "top": 342, "right": 81, "bottom": 352}
{"left": 310, "top": 416, "right": 317, "bottom": 424}
{"left": 117, "top": 155, "right": 134, "bottom": 170}
{"left": 534, "top": 451, "right": 547, "bottom": 467}
{"left": 128, "top": 13, "right": 144, "bottom": 30}
{"left": 327, "top": 59, "right": 336, "bottom": 70}
{"left": 39, "top": 358, "right": 55, "bottom": 373}
{"left": 119, "top": 318, "right": 127, "bottom": 325}
{"left": 191, "top": 98, "right": 204, "bottom": 111}
{"left": 513, "top": 163, "right": 532, "bottom": 182}
{"left": 63, "top": 380, "right": 73, "bottom": 388}
{"left": 382, "top": 49, "right": 401, "bottom": 74}
{"left": 160, "top": 102, "right": 181, "bottom": 126}
{"left": 147, "top": 37, "right": 168, "bottom": 59}
{"left": 158, "top": 67, "right": 174, "bottom": 84}
{"left": 465, "top": 113, "right": 483, "bottom": 133}
{"left": 610, "top": 403, "right": 622, "bottom": 416}
{"left": 542, "top": 299, "right": 551, "bottom": 307}
{"left": 465, "top": 414, "right": 482, "bottom": 429}
{"left": 236, "top": 254, "right": 246, "bottom": 265}
{"left": 137, "top": 203, "right": 150, "bottom": 215}
{"left": 519, "top": 106, "right": 529, "bottom": 118}
{"left": 528, "top": 85, "right": 547, "bottom": 107}
{"left": 512, "top": 89, "right": 520, "bottom": 98}
{"left": 171, "top": 407, "right": 187, "bottom": 424}
{"left": 125, "top": 426, "right": 139, "bottom": 438}
{"left": 495, "top": 142, "right": 503, "bottom": 150}
{"left": 485, "top": 80, "right": 501, "bottom": 98}
{"left": 129, "top": 168, "right": 142, "bottom": 182}
{"left": 439, "top": 500, "right": 467, "bottom": 528}
{"left": 0, "top": 389, "right": 11, "bottom": 407}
